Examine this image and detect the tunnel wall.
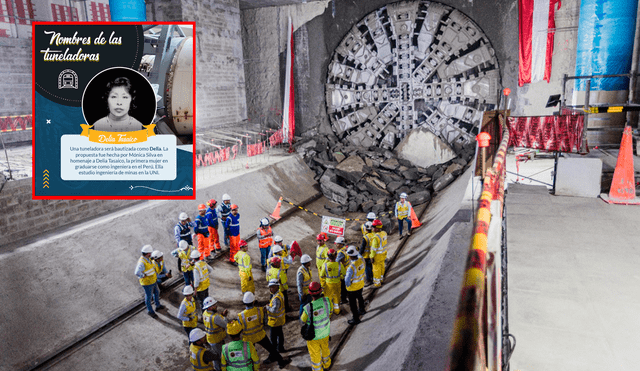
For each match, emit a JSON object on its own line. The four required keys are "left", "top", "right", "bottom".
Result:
{"left": 240, "top": 0, "right": 519, "bottom": 135}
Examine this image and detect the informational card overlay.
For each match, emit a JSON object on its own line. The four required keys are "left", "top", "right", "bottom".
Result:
{"left": 33, "top": 23, "right": 195, "bottom": 199}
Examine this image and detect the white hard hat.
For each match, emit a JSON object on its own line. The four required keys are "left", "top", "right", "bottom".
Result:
{"left": 274, "top": 235, "right": 283, "bottom": 243}
{"left": 334, "top": 236, "right": 345, "bottom": 244}
{"left": 242, "top": 291, "right": 255, "bottom": 304}
{"left": 367, "top": 212, "right": 377, "bottom": 220}
{"left": 400, "top": 192, "right": 408, "bottom": 199}
{"left": 190, "top": 250, "right": 201, "bottom": 259}
{"left": 268, "top": 279, "right": 280, "bottom": 287}
{"left": 222, "top": 194, "right": 231, "bottom": 201}
{"left": 203, "top": 297, "right": 217, "bottom": 309}
{"left": 179, "top": 240, "right": 189, "bottom": 250}
{"left": 347, "top": 246, "right": 358, "bottom": 257}
{"left": 151, "top": 250, "right": 163, "bottom": 259}
{"left": 189, "top": 328, "right": 206, "bottom": 342}
{"left": 260, "top": 218, "right": 269, "bottom": 226}
{"left": 272, "top": 245, "right": 283, "bottom": 254}
{"left": 141, "top": 245, "right": 153, "bottom": 254}
{"left": 179, "top": 212, "right": 189, "bottom": 221}
{"left": 183, "top": 285, "right": 194, "bottom": 295}
{"left": 301, "top": 254, "right": 312, "bottom": 264}
{"left": 365, "top": 221, "right": 373, "bottom": 230}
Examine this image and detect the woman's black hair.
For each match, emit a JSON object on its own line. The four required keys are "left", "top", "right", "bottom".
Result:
{"left": 103, "top": 76, "right": 137, "bottom": 112}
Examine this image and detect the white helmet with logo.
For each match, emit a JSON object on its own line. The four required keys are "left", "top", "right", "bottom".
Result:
{"left": 300, "top": 254, "right": 312, "bottom": 264}
{"left": 179, "top": 212, "right": 189, "bottom": 221}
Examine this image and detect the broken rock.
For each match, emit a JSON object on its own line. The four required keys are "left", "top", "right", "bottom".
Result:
{"left": 380, "top": 158, "right": 399, "bottom": 171}
{"left": 445, "top": 163, "right": 464, "bottom": 175}
{"left": 320, "top": 180, "right": 349, "bottom": 205}
{"left": 433, "top": 173, "right": 455, "bottom": 192}
{"left": 335, "top": 155, "right": 366, "bottom": 183}
{"left": 408, "top": 191, "right": 431, "bottom": 206}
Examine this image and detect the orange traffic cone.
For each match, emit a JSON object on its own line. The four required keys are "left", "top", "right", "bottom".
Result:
{"left": 409, "top": 206, "right": 422, "bottom": 229}
{"left": 270, "top": 197, "right": 283, "bottom": 220}
{"left": 603, "top": 126, "right": 640, "bottom": 205}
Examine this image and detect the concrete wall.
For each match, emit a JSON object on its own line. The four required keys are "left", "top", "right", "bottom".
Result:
{"left": 150, "top": 0, "right": 248, "bottom": 129}
{"left": 0, "top": 178, "right": 140, "bottom": 248}
{"left": 241, "top": 0, "right": 519, "bottom": 136}
{"left": 0, "top": 38, "right": 32, "bottom": 117}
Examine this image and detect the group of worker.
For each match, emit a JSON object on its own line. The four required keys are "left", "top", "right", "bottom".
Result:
{"left": 134, "top": 192, "right": 415, "bottom": 370}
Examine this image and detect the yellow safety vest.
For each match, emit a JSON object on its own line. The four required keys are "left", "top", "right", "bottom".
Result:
{"left": 267, "top": 291, "right": 286, "bottom": 327}
{"left": 396, "top": 201, "right": 410, "bottom": 219}
{"left": 267, "top": 266, "right": 288, "bottom": 291}
{"left": 278, "top": 247, "right": 291, "bottom": 270}
{"left": 362, "top": 233, "right": 379, "bottom": 259}
{"left": 154, "top": 259, "right": 164, "bottom": 275}
{"left": 190, "top": 344, "right": 214, "bottom": 371}
{"left": 375, "top": 230, "right": 388, "bottom": 254}
{"left": 138, "top": 256, "right": 157, "bottom": 286}
{"left": 179, "top": 246, "right": 195, "bottom": 272}
{"left": 321, "top": 261, "right": 343, "bottom": 284}
{"left": 203, "top": 311, "right": 226, "bottom": 344}
{"left": 181, "top": 298, "right": 198, "bottom": 327}
{"left": 337, "top": 246, "right": 349, "bottom": 265}
{"left": 346, "top": 258, "right": 365, "bottom": 291}
{"left": 297, "top": 265, "right": 312, "bottom": 295}
{"left": 238, "top": 307, "right": 266, "bottom": 343}
{"left": 235, "top": 251, "right": 252, "bottom": 276}
{"left": 316, "top": 244, "right": 328, "bottom": 271}
{"left": 195, "top": 261, "right": 210, "bottom": 292}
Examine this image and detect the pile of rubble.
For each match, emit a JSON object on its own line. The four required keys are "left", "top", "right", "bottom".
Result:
{"left": 294, "top": 132, "right": 476, "bottom": 218}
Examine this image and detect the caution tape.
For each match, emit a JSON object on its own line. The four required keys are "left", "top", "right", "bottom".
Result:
{"left": 281, "top": 198, "right": 395, "bottom": 221}
{"left": 585, "top": 105, "right": 639, "bottom": 114}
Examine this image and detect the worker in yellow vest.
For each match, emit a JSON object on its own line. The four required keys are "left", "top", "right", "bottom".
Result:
{"left": 189, "top": 328, "right": 215, "bottom": 371}
{"left": 297, "top": 254, "right": 313, "bottom": 317}
{"left": 134, "top": 245, "right": 164, "bottom": 318}
{"left": 151, "top": 250, "right": 172, "bottom": 290}
{"left": 237, "top": 292, "right": 290, "bottom": 368}
{"left": 334, "top": 236, "right": 349, "bottom": 305}
{"left": 191, "top": 250, "right": 211, "bottom": 312}
{"left": 257, "top": 218, "right": 273, "bottom": 272}
{"left": 395, "top": 192, "right": 413, "bottom": 238}
{"left": 360, "top": 212, "right": 377, "bottom": 235}
{"left": 222, "top": 320, "right": 260, "bottom": 371}
{"left": 345, "top": 246, "right": 366, "bottom": 325}
{"left": 360, "top": 222, "right": 378, "bottom": 286}
{"left": 234, "top": 239, "right": 254, "bottom": 294}
{"left": 270, "top": 245, "right": 293, "bottom": 311}
{"left": 315, "top": 233, "right": 329, "bottom": 274}
{"left": 371, "top": 219, "right": 388, "bottom": 287}
{"left": 265, "top": 279, "right": 287, "bottom": 353}
{"left": 300, "top": 282, "right": 333, "bottom": 371}
{"left": 177, "top": 285, "right": 198, "bottom": 337}
{"left": 319, "top": 249, "right": 345, "bottom": 314}
{"left": 171, "top": 240, "right": 196, "bottom": 287}
{"left": 203, "top": 297, "right": 228, "bottom": 371}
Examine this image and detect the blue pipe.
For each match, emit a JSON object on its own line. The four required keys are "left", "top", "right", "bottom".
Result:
{"left": 575, "top": 0, "right": 639, "bottom": 91}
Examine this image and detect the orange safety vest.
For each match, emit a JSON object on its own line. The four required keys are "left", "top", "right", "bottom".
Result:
{"left": 258, "top": 226, "right": 273, "bottom": 249}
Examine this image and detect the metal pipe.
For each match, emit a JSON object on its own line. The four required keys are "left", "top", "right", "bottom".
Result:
{"left": 581, "top": 80, "right": 591, "bottom": 153}
{"left": 561, "top": 74, "right": 568, "bottom": 110}
{"left": 566, "top": 73, "right": 639, "bottom": 80}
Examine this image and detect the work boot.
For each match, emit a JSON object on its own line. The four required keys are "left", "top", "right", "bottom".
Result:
{"left": 155, "top": 305, "right": 166, "bottom": 311}
{"left": 147, "top": 312, "right": 158, "bottom": 318}
{"left": 263, "top": 358, "right": 275, "bottom": 365}
{"left": 278, "top": 358, "right": 292, "bottom": 369}
{"left": 347, "top": 318, "right": 360, "bottom": 325}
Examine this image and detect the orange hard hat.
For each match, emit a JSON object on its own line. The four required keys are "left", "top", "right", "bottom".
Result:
{"left": 231, "top": 204, "right": 238, "bottom": 210}
{"left": 198, "top": 204, "right": 206, "bottom": 210}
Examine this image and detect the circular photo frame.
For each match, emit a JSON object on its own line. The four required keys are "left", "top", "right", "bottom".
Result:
{"left": 82, "top": 67, "right": 157, "bottom": 133}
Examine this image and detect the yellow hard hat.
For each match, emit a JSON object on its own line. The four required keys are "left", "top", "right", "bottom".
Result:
{"left": 227, "top": 319, "right": 243, "bottom": 335}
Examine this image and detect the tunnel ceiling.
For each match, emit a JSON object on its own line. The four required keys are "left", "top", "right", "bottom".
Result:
{"left": 240, "top": 0, "right": 326, "bottom": 10}
{"left": 326, "top": 0, "right": 500, "bottom": 150}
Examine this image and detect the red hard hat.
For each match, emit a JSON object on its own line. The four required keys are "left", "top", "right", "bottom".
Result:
{"left": 316, "top": 233, "right": 325, "bottom": 241}
{"left": 327, "top": 248, "right": 336, "bottom": 255}
{"left": 207, "top": 199, "right": 217, "bottom": 207}
{"left": 271, "top": 256, "right": 281, "bottom": 265}
{"left": 372, "top": 219, "right": 382, "bottom": 227}
{"left": 308, "top": 282, "right": 322, "bottom": 294}
{"left": 198, "top": 204, "right": 207, "bottom": 211}
{"left": 231, "top": 204, "right": 239, "bottom": 210}
{"left": 238, "top": 239, "right": 248, "bottom": 248}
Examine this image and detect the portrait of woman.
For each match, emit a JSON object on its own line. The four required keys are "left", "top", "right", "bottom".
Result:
{"left": 92, "top": 77, "right": 145, "bottom": 132}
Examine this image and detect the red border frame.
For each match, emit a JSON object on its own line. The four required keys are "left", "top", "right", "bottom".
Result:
{"left": 31, "top": 21, "right": 196, "bottom": 200}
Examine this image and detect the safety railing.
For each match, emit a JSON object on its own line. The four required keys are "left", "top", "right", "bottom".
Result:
{"left": 447, "top": 113, "right": 511, "bottom": 371}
